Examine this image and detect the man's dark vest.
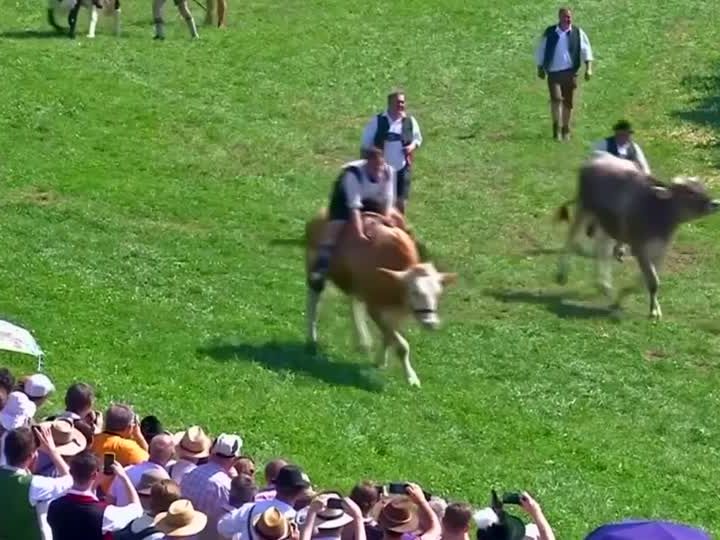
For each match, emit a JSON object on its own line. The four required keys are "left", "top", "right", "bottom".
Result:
{"left": 336, "top": 165, "right": 385, "bottom": 214}
{"left": 543, "top": 25, "right": 581, "bottom": 72}
{"left": 605, "top": 136, "right": 638, "bottom": 163}
{"left": 0, "top": 468, "right": 42, "bottom": 540}
{"left": 373, "top": 114, "right": 415, "bottom": 149}
{"left": 47, "top": 493, "right": 111, "bottom": 540}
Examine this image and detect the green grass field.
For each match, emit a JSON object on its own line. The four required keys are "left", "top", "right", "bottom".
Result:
{"left": 1, "top": 0, "right": 720, "bottom": 536}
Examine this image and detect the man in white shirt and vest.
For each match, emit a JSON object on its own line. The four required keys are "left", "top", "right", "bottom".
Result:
{"left": 360, "top": 90, "right": 422, "bottom": 214}
{"left": 307, "top": 147, "right": 396, "bottom": 294}
{"left": 535, "top": 7, "right": 593, "bottom": 141}
{"left": 593, "top": 120, "right": 651, "bottom": 174}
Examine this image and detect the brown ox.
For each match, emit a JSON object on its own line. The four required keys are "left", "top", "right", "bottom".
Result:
{"left": 556, "top": 151, "right": 720, "bottom": 319}
{"left": 305, "top": 210, "right": 456, "bottom": 387}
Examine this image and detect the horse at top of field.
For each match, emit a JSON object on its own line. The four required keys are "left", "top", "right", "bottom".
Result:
{"left": 304, "top": 208, "right": 457, "bottom": 387}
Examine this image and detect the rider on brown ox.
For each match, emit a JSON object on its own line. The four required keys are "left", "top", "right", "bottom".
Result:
{"left": 308, "top": 147, "right": 399, "bottom": 294}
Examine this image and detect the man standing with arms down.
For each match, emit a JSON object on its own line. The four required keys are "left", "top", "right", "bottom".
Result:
{"left": 361, "top": 90, "right": 422, "bottom": 214}
{"left": 535, "top": 7, "right": 594, "bottom": 141}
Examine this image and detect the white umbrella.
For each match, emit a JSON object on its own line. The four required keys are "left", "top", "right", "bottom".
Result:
{"left": 0, "top": 320, "right": 45, "bottom": 371}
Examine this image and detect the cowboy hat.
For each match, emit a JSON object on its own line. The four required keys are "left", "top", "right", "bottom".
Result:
{"left": 173, "top": 426, "right": 212, "bottom": 459}
{"left": 252, "top": 507, "right": 293, "bottom": 540}
{"left": 136, "top": 467, "right": 170, "bottom": 496}
{"left": 314, "top": 493, "right": 354, "bottom": 530}
{"left": 154, "top": 499, "right": 208, "bottom": 537}
{"left": 373, "top": 497, "right": 420, "bottom": 534}
{"left": 37, "top": 419, "right": 87, "bottom": 456}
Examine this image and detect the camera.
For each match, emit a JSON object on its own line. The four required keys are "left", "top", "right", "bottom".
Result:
{"left": 502, "top": 492, "right": 523, "bottom": 505}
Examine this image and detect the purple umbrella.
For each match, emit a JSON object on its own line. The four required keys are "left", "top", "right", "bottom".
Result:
{"left": 585, "top": 520, "right": 712, "bottom": 540}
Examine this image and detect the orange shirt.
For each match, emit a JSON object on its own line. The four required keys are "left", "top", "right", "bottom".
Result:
{"left": 91, "top": 432, "right": 149, "bottom": 493}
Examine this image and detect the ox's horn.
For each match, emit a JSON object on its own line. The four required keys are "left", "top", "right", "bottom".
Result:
{"left": 440, "top": 272, "right": 458, "bottom": 285}
{"left": 377, "top": 268, "right": 409, "bottom": 281}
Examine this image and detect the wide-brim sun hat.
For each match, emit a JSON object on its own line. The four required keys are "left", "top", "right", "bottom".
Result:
{"left": 153, "top": 499, "right": 208, "bottom": 537}
{"left": 372, "top": 496, "right": 420, "bottom": 534}
{"left": 173, "top": 425, "right": 212, "bottom": 459}
{"left": 314, "top": 493, "right": 354, "bottom": 530}
{"left": 37, "top": 419, "right": 87, "bottom": 456}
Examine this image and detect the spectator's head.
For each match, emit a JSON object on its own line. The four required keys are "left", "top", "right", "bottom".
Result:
{"left": 140, "top": 415, "right": 166, "bottom": 445}
{"left": 264, "top": 458, "right": 288, "bottom": 486}
{"left": 350, "top": 481, "right": 381, "bottom": 518}
{"left": 275, "top": 465, "right": 312, "bottom": 503}
{"left": 376, "top": 498, "right": 420, "bottom": 539}
{"left": 149, "top": 433, "right": 175, "bottom": 467}
{"left": 0, "top": 391, "right": 37, "bottom": 431}
{"left": 153, "top": 499, "right": 208, "bottom": 538}
{"left": 430, "top": 497, "right": 448, "bottom": 521}
{"left": 4, "top": 427, "right": 38, "bottom": 469}
{"left": 442, "top": 503, "right": 473, "bottom": 539}
{"left": 229, "top": 473, "right": 257, "bottom": 508}
{"left": 173, "top": 426, "right": 212, "bottom": 464}
{"left": 312, "top": 493, "right": 354, "bottom": 538}
{"left": 136, "top": 468, "right": 172, "bottom": 511}
{"left": 0, "top": 367, "right": 15, "bottom": 410}
{"left": 209, "top": 433, "right": 243, "bottom": 471}
{"left": 64, "top": 382, "right": 95, "bottom": 418}
{"left": 104, "top": 404, "right": 135, "bottom": 437}
{"left": 235, "top": 456, "right": 256, "bottom": 479}
{"left": 69, "top": 450, "right": 101, "bottom": 490}
{"left": 22, "top": 373, "right": 55, "bottom": 407}
{"left": 148, "top": 479, "right": 182, "bottom": 517}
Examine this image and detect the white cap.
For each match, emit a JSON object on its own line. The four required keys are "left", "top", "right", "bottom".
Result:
{"left": 211, "top": 433, "right": 243, "bottom": 458}
{"left": 0, "top": 391, "right": 37, "bottom": 430}
{"left": 24, "top": 374, "right": 55, "bottom": 398}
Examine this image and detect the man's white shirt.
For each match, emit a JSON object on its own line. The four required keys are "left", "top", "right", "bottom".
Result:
{"left": 592, "top": 138, "right": 651, "bottom": 174}
{"left": 360, "top": 112, "right": 422, "bottom": 171}
{"left": 534, "top": 25, "right": 593, "bottom": 72}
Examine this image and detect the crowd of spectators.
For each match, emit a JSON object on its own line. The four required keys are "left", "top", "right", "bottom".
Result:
{"left": 0, "top": 368, "right": 707, "bottom": 540}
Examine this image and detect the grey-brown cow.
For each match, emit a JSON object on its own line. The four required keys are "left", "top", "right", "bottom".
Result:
{"left": 555, "top": 151, "right": 720, "bottom": 319}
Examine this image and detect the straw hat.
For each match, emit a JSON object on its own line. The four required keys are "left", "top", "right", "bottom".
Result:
{"left": 173, "top": 426, "right": 212, "bottom": 459}
{"left": 37, "top": 419, "right": 86, "bottom": 456}
{"left": 252, "top": 507, "right": 292, "bottom": 540}
{"left": 153, "top": 499, "right": 208, "bottom": 537}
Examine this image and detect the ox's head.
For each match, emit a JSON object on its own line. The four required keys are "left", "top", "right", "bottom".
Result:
{"left": 655, "top": 176, "right": 720, "bottom": 223}
{"left": 378, "top": 263, "right": 457, "bottom": 329}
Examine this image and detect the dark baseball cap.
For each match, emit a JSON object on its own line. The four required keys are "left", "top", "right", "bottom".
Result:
{"left": 275, "top": 465, "right": 311, "bottom": 489}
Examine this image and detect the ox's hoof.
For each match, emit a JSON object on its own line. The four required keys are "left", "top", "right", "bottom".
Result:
{"left": 650, "top": 310, "right": 662, "bottom": 321}
{"left": 555, "top": 271, "right": 568, "bottom": 286}
{"left": 304, "top": 340, "right": 319, "bottom": 355}
{"left": 356, "top": 341, "right": 373, "bottom": 355}
{"left": 407, "top": 374, "right": 422, "bottom": 388}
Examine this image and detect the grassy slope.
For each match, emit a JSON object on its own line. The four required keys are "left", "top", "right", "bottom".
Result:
{"left": 1, "top": 0, "right": 720, "bottom": 536}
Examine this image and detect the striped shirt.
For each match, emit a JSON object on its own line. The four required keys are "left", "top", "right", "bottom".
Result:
{"left": 180, "top": 461, "right": 232, "bottom": 540}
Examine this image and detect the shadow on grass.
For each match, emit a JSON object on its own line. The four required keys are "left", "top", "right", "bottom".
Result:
{"left": 0, "top": 29, "right": 66, "bottom": 40}
{"left": 672, "top": 72, "right": 720, "bottom": 161}
{"left": 487, "top": 289, "right": 618, "bottom": 320}
{"left": 196, "top": 338, "right": 384, "bottom": 393}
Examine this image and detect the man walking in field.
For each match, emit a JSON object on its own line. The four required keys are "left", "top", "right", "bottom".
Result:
{"left": 592, "top": 120, "right": 651, "bottom": 174}
{"left": 535, "top": 7, "right": 593, "bottom": 141}
{"left": 360, "top": 90, "right": 422, "bottom": 214}
{"left": 153, "top": 0, "right": 200, "bottom": 39}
